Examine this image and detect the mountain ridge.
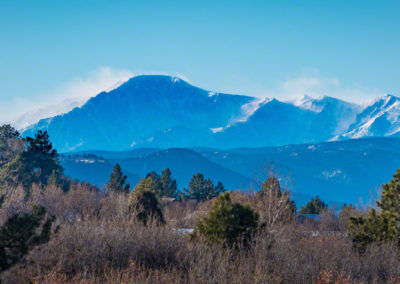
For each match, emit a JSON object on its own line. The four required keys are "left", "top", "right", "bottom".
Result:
{"left": 61, "top": 137, "right": 400, "bottom": 205}
{"left": 22, "top": 75, "right": 400, "bottom": 151}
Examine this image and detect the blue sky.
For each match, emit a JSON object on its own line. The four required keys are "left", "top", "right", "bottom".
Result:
{"left": 1, "top": 0, "right": 400, "bottom": 123}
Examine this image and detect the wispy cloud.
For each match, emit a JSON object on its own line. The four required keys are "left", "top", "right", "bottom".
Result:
{"left": 46, "top": 67, "right": 134, "bottom": 102}
{"left": 0, "top": 67, "right": 133, "bottom": 127}
{"left": 0, "top": 67, "right": 384, "bottom": 129}
{"left": 261, "top": 69, "right": 383, "bottom": 104}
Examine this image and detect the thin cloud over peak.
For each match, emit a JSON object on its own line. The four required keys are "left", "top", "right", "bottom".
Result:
{"left": 0, "top": 67, "right": 133, "bottom": 127}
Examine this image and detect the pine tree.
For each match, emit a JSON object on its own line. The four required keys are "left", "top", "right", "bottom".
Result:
{"left": 131, "top": 176, "right": 160, "bottom": 198}
{"left": 299, "top": 196, "right": 327, "bottom": 214}
{"left": 159, "top": 168, "right": 178, "bottom": 198}
{"left": 183, "top": 173, "right": 224, "bottom": 201}
{"left": 214, "top": 181, "right": 226, "bottom": 196}
{"left": 106, "top": 164, "right": 130, "bottom": 193}
{"left": 349, "top": 169, "right": 400, "bottom": 251}
{"left": 143, "top": 169, "right": 178, "bottom": 198}
{"left": 194, "top": 192, "right": 259, "bottom": 247}
{"left": 24, "top": 130, "right": 63, "bottom": 185}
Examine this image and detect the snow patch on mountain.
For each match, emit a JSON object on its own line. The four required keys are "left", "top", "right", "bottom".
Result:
{"left": 340, "top": 94, "right": 400, "bottom": 139}
{"left": 290, "top": 95, "right": 322, "bottom": 112}
{"left": 233, "top": 97, "right": 270, "bottom": 123}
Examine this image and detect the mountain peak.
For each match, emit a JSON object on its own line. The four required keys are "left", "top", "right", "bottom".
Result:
{"left": 122, "top": 75, "right": 190, "bottom": 87}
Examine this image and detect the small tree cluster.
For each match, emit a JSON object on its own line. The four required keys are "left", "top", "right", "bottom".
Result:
{"left": 183, "top": 173, "right": 225, "bottom": 202}
{"left": 145, "top": 168, "right": 178, "bottom": 198}
{"left": 299, "top": 195, "right": 328, "bottom": 214}
{"left": 0, "top": 128, "right": 64, "bottom": 191}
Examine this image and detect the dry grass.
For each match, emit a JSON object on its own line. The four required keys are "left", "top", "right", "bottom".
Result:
{"left": 1, "top": 183, "right": 400, "bottom": 283}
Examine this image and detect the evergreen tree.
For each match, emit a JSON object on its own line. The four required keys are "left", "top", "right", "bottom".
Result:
{"left": 0, "top": 206, "right": 56, "bottom": 273}
{"left": 159, "top": 168, "right": 178, "bottom": 198}
{"left": 144, "top": 169, "right": 178, "bottom": 198}
{"left": 349, "top": 169, "right": 400, "bottom": 251}
{"left": 0, "top": 130, "right": 63, "bottom": 190}
{"left": 25, "top": 130, "right": 63, "bottom": 185}
{"left": 194, "top": 192, "right": 259, "bottom": 247}
{"left": 299, "top": 196, "right": 327, "bottom": 214}
{"left": 183, "top": 173, "right": 225, "bottom": 201}
{"left": 146, "top": 171, "right": 160, "bottom": 181}
{"left": 106, "top": 164, "right": 130, "bottom": 193}
{"left": 132, "top": 176, "right": 160, "bottom": 198}
{"left": 214, "top": 181, "right": 226, "bottom": 196}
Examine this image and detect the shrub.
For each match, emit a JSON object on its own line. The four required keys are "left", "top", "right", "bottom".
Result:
{"left": 129, "top": 190, "right": 165, "bottom": 225}
{"left": 194, "top": 192, "right": 259, "bottom": 247}
{"left": 0, "top": 206, "right": 55, "bottom": 273}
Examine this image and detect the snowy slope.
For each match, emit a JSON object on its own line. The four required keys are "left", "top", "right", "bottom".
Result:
{"left": 339, "top": 94, "right": 400, "bottom": 139}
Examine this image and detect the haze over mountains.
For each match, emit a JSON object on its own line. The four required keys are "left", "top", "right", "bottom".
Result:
{"left": 22, "top": 75, "right": 400, "bottom": 152}
{"left": 61, "top": 137, "right": 400, "bottom": 205}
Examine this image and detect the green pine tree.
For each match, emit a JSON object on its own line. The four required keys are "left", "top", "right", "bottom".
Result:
{"left": 299, "top": 195, "right": 328, "bottom": 214}
{"left": 132, "top": 176, "right": 160, "bottom": 198}
{"left": 106, "top": 164, "right": 130, "bottom": 193}
{"left": 183, "top": 173, "right": 225, "bottom": 201}
{"left": 349, "top": 169, "right": 400, "bottom": 251}
{"left": 0, "top": 130, "right": 63, "bottom": 190}
{"left": 159, "top": 168, "right": 178, "bottom": 198}
{"left": 194, "top": 192, "right": 259, "bottom": 247}
{"left": 26, "top": 130, "right": 63, "bottom": 185}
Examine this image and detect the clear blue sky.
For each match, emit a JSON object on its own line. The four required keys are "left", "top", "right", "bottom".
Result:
{"left": 1, "top": 0, "right": 400, "bottom": 122}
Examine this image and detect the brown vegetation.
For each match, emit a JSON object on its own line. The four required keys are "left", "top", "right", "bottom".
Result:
{"left": 1, "top": 183, "right": 400, "bottom": 284}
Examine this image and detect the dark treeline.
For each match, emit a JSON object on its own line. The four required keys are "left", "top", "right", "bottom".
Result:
{"left": 1, "top": 124, "right": 400, "bottom": 283}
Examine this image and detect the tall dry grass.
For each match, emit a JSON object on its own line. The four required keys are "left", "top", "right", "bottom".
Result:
{"left": 1, "top": 183, "right": 400, "bottom": 283}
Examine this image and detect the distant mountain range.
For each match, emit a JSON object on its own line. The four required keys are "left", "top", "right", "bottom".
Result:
{"left": 21, "top": 75, "right": 400, "bottom": 152}
{"left": 61, "top": 137, "right": 400, "bottom": 206}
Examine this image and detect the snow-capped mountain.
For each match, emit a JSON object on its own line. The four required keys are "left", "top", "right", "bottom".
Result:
{"left": 210, "top": 96, "right": 362, "bottom": 148}
{"left": 339, "top": 94, "right": 400, "bottom": 139}
{"left": 289, "top": 95, "right": 362, "bottom": 134}
{"left": 21, "top": 75, "right": 400, "bottom": 151}
{"left": 290, "top": 94, "right": 323, "bottom": 112}
{"left": 23, "top": 75, "right": 254, "bottom": 151}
